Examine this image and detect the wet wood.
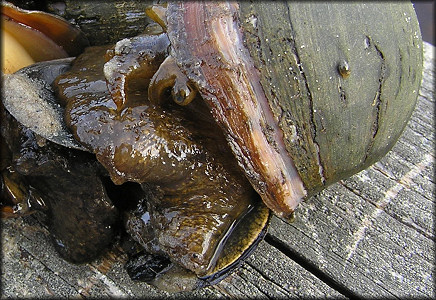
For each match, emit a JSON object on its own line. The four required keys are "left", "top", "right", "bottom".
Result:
{"left": 46, "top": 0, "right": 153, "bottom": 46}
{"left": 1, "top": 43, "right": 434, "bottom": 299}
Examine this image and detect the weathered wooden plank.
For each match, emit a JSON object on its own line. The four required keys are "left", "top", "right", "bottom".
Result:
{"left": 268, "top": 42, "right": 435, "bottom": 299}
{"left": 47, "top": 0, "right": 153, "bottom": 46}
{"left": 216, "top": 242, "right": 345, "bottom": 299}
{"left": 269, "top": 186, "right": 434, "bottom": 298}
{"left": 1, "top": 211, "right": 343, "bottom": 298}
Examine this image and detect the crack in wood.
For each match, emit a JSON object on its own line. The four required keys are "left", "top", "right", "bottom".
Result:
{"left": 243, "top": 263, "right": 292, "bottom": 298}
{"left": 264, "top": 233, "right": 360, "bottom": 300}
{"left": 237, "top": 265, "right": 277, "bottom": 299}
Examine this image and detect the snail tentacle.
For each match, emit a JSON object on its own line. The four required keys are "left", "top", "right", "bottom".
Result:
{"left": 148, "top": 55, "right": 197, "bottom": 106}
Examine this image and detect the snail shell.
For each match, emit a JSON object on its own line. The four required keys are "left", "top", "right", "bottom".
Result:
{"left": 161, "top": 2, "right": 423, "bottom": 217}
{"left": 1, "top": 1, "right": 88, "bottom": 73}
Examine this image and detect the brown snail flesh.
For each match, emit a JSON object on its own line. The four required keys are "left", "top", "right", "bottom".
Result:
{"left": 53, "top": 43, "right": 270, "bottom": 289}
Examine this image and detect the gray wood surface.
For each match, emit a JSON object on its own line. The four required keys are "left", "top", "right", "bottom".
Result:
{"left": 1, "top": 42, "right": 434, "bottom": 299}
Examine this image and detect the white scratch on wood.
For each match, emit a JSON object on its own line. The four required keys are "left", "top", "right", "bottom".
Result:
{"left": 345, "top": 214, "right": 373, "bottom": 261}
{"left": 357, "top": 170, "right": 371, "bottom": 182}
{"left": 345, "top": 153, "right": 433, "bottom": 261}
{"left": 89, "top": 265, "right": 130, "bottom": 297}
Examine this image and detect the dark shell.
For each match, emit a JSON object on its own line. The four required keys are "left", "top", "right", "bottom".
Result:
{"left": 237, "top": 2, "right": 423, "bottom": 193}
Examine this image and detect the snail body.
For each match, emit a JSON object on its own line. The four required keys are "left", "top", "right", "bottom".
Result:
{"left": 54, "top": 45, "right": 270, "bottom": 279}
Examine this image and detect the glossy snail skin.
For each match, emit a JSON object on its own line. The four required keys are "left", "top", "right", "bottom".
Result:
{"left": 53, "top": 45, "right": 269, "bottom": 278}
{"left": 1, "top": 1, "right": 88, "bottom": 73}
